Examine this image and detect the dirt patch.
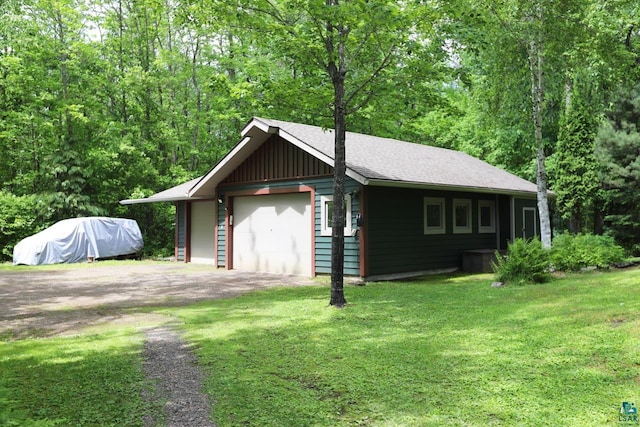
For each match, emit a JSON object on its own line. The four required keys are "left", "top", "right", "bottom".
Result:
{"left": 0, "top": 262, "right": 316, "bottom": 339}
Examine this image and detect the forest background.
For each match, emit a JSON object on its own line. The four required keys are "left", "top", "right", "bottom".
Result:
{"left": 1, "top": 0, "right": 639, "bottom": 261}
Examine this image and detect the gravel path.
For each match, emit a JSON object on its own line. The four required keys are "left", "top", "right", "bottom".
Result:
{"left": 142, "top": 325, "right": 215, "bottom": 427}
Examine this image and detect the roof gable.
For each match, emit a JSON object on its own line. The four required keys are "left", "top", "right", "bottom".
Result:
{"left": 221, "top": 135, "right": 332, "bottom": 185}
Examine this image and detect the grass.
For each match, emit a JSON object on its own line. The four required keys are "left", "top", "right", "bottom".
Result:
{"left": 1, "top": 268, "right": 639, "bottom": 426}
{"left": 0, "top": 259, "right": 145, "bottom": 272}
{"left": 163, "top": 271, "right": 640, "bottom": 426}
{"left": 0, "top": 329, "right": 154, "bottom": 426}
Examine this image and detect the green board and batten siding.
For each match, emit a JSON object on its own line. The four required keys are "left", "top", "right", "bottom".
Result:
{"left": 176, "top": 201, "right": 187, "bottom": 262}
{"left": 216, "top": 204, "right": 225, "bottom": 267}
{"left": 365, "top": 186, "right": 499, "bottom": 277}
{"left": 313, "top": 177, "right": 360, "bottom": 275}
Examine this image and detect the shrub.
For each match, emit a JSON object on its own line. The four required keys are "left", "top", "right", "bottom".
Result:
{"left": 492, "top": 238, "right": 552, "bottom": 285}
{"left": 0, "top": 192, "right": 44, "bottom": 262}
{"left": 550, "top": 232, "right": 626, "bottom": 271}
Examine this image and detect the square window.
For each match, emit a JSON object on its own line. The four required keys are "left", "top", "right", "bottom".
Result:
{"left": 424, "top": 197, "right": 445, "bottom": 234}
{"left": 453, "top": 199, "right": 472, "bottom": 234}
{"left": 478, "top": 200, "right": 496, "bottom": 233}
{"left": 320, "top": 194, "right": 352, "bottom": 237}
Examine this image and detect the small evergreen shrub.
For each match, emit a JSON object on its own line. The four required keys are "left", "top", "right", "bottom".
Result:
{"left": 492, "top": 238, "right": 552, "bottom": 285}
{"left": 550, "top": 232, "right": 625, "bottom": 271}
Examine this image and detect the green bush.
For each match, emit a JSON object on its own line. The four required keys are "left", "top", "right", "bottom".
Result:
{"left": 492, "top": 238, "right": 552, "bottom": 285}
{"left": 550, "top": 232, "right": 625, "bottom": 271}
{"left": 0, "top": 192, "right": 44, "bottom": 262}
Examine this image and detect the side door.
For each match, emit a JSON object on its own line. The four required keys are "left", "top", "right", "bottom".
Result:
{"left": 522, "top": 207, "right": 537, "bottom": 240}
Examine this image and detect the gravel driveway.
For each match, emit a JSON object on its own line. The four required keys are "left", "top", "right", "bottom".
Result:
{"left": 0, "top": 262, "right": 316, "bottom": 339}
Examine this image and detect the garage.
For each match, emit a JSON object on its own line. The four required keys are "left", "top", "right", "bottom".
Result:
{"left": 232, "top": 192, "right": 312, "bottom": 276}
{"left": 190, "top": 201, "right": 217, "bottom": 264}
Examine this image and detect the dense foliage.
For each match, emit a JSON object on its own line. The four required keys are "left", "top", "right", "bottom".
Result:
{"left": 0, "top": 0, "right": 639, "bottom": 259}
{"left": 550, "top": 232, "right": 625, "bottom": 271}
{"left": 492, "top": 238, "right": 552, "bottom": 285}
{"left": 0, "top": 192, "right": 42, "bottom": 260}
{"left": 596, "top": 85, "right": 640, "bottom": 255}
{"left": 494, "top": 234, "right": 627, "bottom": 284}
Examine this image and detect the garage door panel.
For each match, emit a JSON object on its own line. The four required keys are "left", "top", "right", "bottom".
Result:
{"left": 233, "top": 193, "right": 311, "bottom": 275}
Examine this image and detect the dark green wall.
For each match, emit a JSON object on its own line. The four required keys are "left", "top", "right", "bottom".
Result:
{"left": 176, "top": 201, "right": 186, "bottom": 262}
{"left": 365, "top": 187, "right": 500, "bottom": 277}
{"left": 498, "top": 195, "right": 512, "bottom": 249}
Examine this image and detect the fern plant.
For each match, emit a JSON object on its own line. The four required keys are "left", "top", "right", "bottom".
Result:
{"left": 492, "top": 238, "right": 552, "bottom": 285}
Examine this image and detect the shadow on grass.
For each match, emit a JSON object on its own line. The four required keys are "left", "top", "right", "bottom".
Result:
{"left": 168, "top": 271, "right": 640, "bottom": 426}
{"left": 0, "top": 331, "right": 156, "bottom": 426}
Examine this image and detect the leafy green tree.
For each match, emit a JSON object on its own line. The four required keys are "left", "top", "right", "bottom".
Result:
{"left": 0, "top": 192, "right": 43, "bottom": 261}
{"left": 231, "top": 0, "right": 440, "bottom": 306}
{"left": 553, "top": 93, "right": 600, "bottom": 233}
{"left": 596, "top": 84, "right": 640, "bottom": 254}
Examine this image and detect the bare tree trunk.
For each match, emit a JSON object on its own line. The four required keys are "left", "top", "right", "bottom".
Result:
{"left": 528, "top": 34, "right": 552, "bottom": 248}
{"left": 326, "top": 5, "right": 347, "bottom": 308}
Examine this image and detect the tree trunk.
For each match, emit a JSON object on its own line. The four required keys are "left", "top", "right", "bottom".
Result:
{"left": 327, "top": 8, "right": 347, "bottom": 308}
{"left": 330, "top": 79, "right": 347, "bottom": 307}
{"left": 528, "top": 35, "right": 552, "bottom": 248}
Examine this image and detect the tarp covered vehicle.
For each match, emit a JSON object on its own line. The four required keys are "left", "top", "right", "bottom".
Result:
{"left": 13, "top": 217, "right": 143, "bottom": 265}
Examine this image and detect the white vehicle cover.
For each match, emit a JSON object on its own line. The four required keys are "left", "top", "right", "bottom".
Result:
{"left": 13, "top": 217, "right": 143, "bottom": 265}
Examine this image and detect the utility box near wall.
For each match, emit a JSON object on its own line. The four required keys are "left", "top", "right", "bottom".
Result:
{"left": 462, "top": 249, "right": 502, "bottom": 273}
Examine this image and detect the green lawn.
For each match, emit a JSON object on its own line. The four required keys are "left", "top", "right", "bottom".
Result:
{"left": 2, "top": 269, "right": 639, "bottom": 426}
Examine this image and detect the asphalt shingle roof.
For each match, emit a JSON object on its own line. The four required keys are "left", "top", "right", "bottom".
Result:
{"left": 255, "top": 118, "right": 538, "bottom": 195}
{"left": 121, "top": 117, "right": 539, "bottom": 205}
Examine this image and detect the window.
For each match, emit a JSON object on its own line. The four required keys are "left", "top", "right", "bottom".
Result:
{"left": 320, "top": 195, "right": 352, "bottom": 236}
{"left": 424, "top": 197, "right": 446, "bottom": 234}
{"left": 453, "top": 199, "right": 472, "bottom": 234}
{"left": 478, "top": 200, "right": 496, "bottom": 233}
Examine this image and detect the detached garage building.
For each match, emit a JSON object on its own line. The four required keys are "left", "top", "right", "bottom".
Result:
{"left": 121, "top": 117, "right": 542, "bottom": 279}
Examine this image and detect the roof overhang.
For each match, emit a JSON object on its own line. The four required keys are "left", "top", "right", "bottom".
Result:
{"left": 119, "top": 176, "right": 204, "bottom": 205}
{"left": 365, "top": 178, "right": 543, "bottom": 198}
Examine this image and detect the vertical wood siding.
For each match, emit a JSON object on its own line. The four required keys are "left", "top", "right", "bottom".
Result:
{"left": 221, "top": 135, "right": 333, "bottom": 184}
{"left": 498, "top": 195, "right": 512, "bottom": 249}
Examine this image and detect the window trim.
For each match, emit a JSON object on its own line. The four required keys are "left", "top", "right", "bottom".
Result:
{"left": 423, "top": 197, "right": 446, "bottom": 235}
{"left": 320, "top": 194, "right": 352, "bottom": 237}
{"left": 453, "top": 198, "right": 472, "bottom": 234}
{"left": 478, "top": 200, "right": 496, "bottom": 233}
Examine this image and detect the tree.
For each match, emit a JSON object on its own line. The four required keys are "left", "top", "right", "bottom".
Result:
{"left": 234, "top": 0, "right": 435, "bottom": 306}
{"left": 596, "top": 84, "right": 640, "bottom": 254}
{"left": 451, "top": 0, "right": 637, "bottom": 247}
{"left": 553, "top": 92, "right": 600, "bottom": 233}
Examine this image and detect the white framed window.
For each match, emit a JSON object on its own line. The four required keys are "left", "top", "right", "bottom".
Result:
{"left": 453, "top": 199, "right": 472, "bottom": 234}
{"left": 320, "top": 194, "right": 352, "bottom": 237}
{"left": 424, "top": 197, "right": 446, "bottom": 235}
{"left": 478, "top": 200, "right": 496, "bottom": 233}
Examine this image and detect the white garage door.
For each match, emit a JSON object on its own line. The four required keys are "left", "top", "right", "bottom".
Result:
{"left": 190, "top": 201, "right": 216, "bottom": 264}
{"left": 233, "top": 193, "right": 311, "bottom": 276}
